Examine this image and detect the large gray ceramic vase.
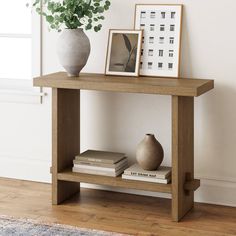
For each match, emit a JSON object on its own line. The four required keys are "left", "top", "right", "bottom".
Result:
{"left": 57, "top": 28, "right": 91, "bottom": 77}
{"left": 136, "top": 134, "right": 164, "bottom": 171}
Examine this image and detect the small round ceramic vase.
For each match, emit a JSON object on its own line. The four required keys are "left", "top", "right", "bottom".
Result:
{"left": 136, "top": 134, "right": 164, "bottom": 171}
{"left": 57, "top": 28, "right": 91, "bottom": 77}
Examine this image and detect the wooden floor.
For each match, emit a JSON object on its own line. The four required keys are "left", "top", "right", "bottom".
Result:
{"left": 0, "top": 178, "right": 235, "bottom": 236}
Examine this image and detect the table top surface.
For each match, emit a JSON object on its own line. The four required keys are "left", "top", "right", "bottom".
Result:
{"left": 34, "top": 72, "right": 214, "bottom": 97}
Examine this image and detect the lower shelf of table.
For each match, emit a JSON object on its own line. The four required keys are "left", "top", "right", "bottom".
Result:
{"left": 57, "top": 169, "right": 172, "bottom": 194}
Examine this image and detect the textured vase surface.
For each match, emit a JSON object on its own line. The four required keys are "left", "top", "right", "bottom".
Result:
{"left": 57, "top": 28, "right": 91, "bottom": 77}
{"left": 136, "top": 134, "right": 164, "bottom": 171}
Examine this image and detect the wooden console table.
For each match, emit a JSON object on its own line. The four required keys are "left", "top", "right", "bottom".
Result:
{"left": 34, "top": 72, "right": 214, "bottom": 222}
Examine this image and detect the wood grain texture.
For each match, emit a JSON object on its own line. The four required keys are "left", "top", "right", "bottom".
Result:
{"left": 57, "top": 169, "right": 172, "bottom": 193}
{"left": 184, "top": 179, "right": 200, "bottom": 191}
{"left": 0, "top": 178, "right": 236, "bottom": 236}
{"left": 33, "top": 73, "right": 215, "bottom": 222}
{"left": 33, "top": 72, "right": 214, "bottom": 97}
{"left": 172, "top": 96, "right": 194, "bottom": 222}
{"left": 52, "top": 88, "right": 80, "bottom": 204}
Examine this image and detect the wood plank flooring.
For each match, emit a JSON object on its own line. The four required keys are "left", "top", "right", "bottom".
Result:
{"left": 0, "top": 178, "right": 235, "bottom": 235}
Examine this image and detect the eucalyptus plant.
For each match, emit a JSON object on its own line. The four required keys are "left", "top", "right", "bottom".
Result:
{"left": 32, "top": 0, "right": 111, "bottom": 32}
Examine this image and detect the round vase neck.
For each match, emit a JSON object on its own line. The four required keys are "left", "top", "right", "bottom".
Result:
{"left": 64, "top": 28, "right": 83, "bottom": 31}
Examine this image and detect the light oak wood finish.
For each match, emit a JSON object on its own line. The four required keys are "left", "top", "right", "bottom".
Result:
{"left": 0, "top": 178, "right": 236, "bottom": 236}
{"left": 58, "top": 168, "right": 172, "bottom": 193}
{"left": 34, "top": 72, "right": 214, "bottom": 222}
{"left": 52, "top": 88, "right": 80, "bottom": 204}
{"left": 57, "top": 169, "right": 198, "bottom": 194}
{"left": 172, "top": 96, "right": 194, "bottom": 221}
{"left": 34, "top": 72, "right": 214, "bottom": 97}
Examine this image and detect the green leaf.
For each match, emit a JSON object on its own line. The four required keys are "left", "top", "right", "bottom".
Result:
{"left": 86, "top": 23, "right": 92, "bottom": 30}
{"left": 36, "top": 7, "right": 41, "bottom": 14}
{"left": 33, "top": 0, "right": 40, "bottom": 7}
{"left": 105, "top": 1, "right": 111, "bottom": 6}
{"left": 46, "top": 15, "right": 54, "bottom": 23}
{"left": 32, "top": 0, "right": 110, "bottom": 32}
{"left": 97, "top": 7, "right": 104, "bottom": 13}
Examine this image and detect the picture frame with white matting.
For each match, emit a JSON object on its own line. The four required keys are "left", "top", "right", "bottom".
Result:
{"left": 134, "top": 4, "right": 183, "bottom": 78}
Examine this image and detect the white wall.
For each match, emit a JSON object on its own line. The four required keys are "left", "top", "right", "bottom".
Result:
{"left": 1, "top": 0, "right": 236, "bottom": 207}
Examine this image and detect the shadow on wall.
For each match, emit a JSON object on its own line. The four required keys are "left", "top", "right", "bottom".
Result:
{"left": 180, "top": 5, "right": 193, "bottom": 77}
{"left": 195, "top": 83, "right": 236, "bottom": 178}
{"left": 81, "top": 91, "right": 115, "bottom": 151}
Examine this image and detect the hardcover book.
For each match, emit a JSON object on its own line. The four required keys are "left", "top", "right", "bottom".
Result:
{"left": 122, "top": 174, "right": 170, "bottom": 184}
{"left": 73, "top": 160, "right": 128, "bottom": 173}
{"left": 72, "top": 166, "right": 125, "bottom": 177}
{"left": 124, "top": 164, "right": 171, "bottom": 179}
{"left": 73, "top": 157, "right": 128, "bottom": 168}
{"left": 75, "top": 150, "right": 126, "bottom": 164}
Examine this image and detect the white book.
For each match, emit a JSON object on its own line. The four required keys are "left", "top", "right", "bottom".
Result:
{"left": 122, "top": 174, "right": 170, "bottom": 184}
{"left": 124, "top": 164, "right": 171, "bottom": 179}
{"left": 72, "top": 167, "right": 125, "bottom": 177}
{"left": 73, "top": 161, "right": 128, "bottom": 173}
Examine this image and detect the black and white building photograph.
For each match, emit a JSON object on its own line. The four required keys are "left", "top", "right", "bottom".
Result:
{"left": 135, "top": 4, "right": 183, "bottom": 77}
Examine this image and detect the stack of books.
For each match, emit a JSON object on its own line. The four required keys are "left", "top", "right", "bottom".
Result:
{"left": 73, "top": 150, "right": 128, "bottom": 177}
{"left": 122, "top": 164, "right": 171, "bottom": 184}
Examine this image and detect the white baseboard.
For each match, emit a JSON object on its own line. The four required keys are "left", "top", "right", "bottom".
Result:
{"left": 0, "top": 156, "right": 51, "bottom": 183}
{"left": 194, "top": 177, "right": 236, "bottom": 207}
{"left": 0, "top": 156, "right": 235, "bottom": 207}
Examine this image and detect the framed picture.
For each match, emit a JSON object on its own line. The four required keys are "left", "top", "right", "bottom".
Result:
{"left": 105, "top": 29, "right": 143, "bottom": 77}
{"left": 134, "top": 4, "right": 183, "bottom": 78}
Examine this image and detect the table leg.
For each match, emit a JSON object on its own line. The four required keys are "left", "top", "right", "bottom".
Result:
{"left": 172, "top": 96, "right": 194, "bottom": 221}
{"left": 52, "top": 88, "right": 80, "bottom": 204}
